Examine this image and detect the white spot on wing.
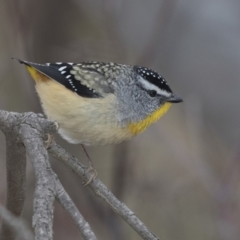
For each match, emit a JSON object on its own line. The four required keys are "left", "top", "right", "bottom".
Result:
{"left": 58, "top": 66, "right": 67, "bottom": 71}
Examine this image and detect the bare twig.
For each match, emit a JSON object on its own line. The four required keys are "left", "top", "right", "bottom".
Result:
{"left": 20, "top": 123, "right": 56, "bottom": 240}
{"left": 21, "top": 121, "right": 97, "bottom": 240}
{"left": 55, "top": 182, "right": 97, "bottom": 240}
{"left": 0, "top": 111, "right": 97, "bottom": 240}
{"left": 49, "top": 143, "right": 160, "bottom": 240}
{"left": 0, "top": 110, "right": 160, "bottom": 240}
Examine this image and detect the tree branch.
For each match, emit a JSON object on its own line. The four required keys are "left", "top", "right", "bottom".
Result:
{"left": 20, "top": 123, "right": 56, "bottom": 240}
{"left": 49, "top": 144, "right": 160, "bottom": 240}
{"left": 0, "top": 111, "right": 97, "bottom": 240}
{"left": 55, "top": 182, "right": 97, "bottom": 240}
{"left": 0, "top": 110, "right": 160, "bottom": 240}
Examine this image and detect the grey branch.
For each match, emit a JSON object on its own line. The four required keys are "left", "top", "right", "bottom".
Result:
{"left": 20, "top": 122, "right": 56, "bottom": 240}
{"left": 0, "top": 110, "right": 96, "bottom": 240}
{"left": 55, "top": 182, "right": 96, "bottom": 239}
{"left": 49, "top": 144, "right": 160, "bottom": 240}
{"left": 0, "top": 109, "right": 160, "bottom": 240}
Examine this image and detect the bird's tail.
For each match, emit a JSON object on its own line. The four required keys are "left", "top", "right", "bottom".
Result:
{"left": 12, "top": 58, "right": 50, "bottom": 83}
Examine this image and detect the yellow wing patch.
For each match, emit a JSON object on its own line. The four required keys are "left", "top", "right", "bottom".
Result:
{"left": 128, "top": 102, "right": 172, "bottom": 135}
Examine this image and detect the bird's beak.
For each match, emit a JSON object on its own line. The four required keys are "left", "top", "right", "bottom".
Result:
{"left": 166, "top": 94, "right": 183, "bottom": 103}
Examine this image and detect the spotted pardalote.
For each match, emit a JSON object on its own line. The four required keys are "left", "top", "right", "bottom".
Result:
{"left": 15, "top": 59, "right": 182, "bottom": 146}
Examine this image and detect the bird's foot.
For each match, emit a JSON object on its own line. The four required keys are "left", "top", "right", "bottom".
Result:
{"left": 45, "top": 134, "right": 54, "bottom": 149}
{"left": 83, "top": 164, "right": 98, "bottom": 186}
{"left": 81, "top": 144, "right": 97, "bottom": 186}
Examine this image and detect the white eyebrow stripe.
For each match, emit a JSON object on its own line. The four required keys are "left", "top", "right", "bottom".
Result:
{"left": 139, "top": 77, "right": 171, "bottom": 97}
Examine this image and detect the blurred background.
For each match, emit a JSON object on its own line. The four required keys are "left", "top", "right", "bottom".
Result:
{"left": 0, "top": 0, "right": 240, "bottom": 239}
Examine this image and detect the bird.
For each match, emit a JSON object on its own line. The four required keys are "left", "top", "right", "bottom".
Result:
{"left": 15, "top": 59, "right": 182, "bottom": 184}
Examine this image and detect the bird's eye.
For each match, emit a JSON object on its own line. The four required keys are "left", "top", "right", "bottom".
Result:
{"left": 148, "top": 90, "right": 157, "bottom": 97}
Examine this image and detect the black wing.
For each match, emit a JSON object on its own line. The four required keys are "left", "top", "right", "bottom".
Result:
{"left": 16, "top": 59, "right": 101, "bottom": 98}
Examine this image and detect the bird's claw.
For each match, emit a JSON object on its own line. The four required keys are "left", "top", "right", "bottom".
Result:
{"left": 83, "top": 165, "right": 97, "bottom": 186}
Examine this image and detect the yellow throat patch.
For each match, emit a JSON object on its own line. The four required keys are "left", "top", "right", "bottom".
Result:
{"left": 128, "top": 102, "right": 172, "bottom": 135}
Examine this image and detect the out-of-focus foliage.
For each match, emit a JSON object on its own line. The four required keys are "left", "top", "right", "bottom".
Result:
{"left": 0, "top": 0, "right": 240, "bottom": 239}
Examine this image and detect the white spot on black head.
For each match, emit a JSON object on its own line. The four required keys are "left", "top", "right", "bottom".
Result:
{"left": 56, "top": 62, "right": 62, "bottom": 65}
